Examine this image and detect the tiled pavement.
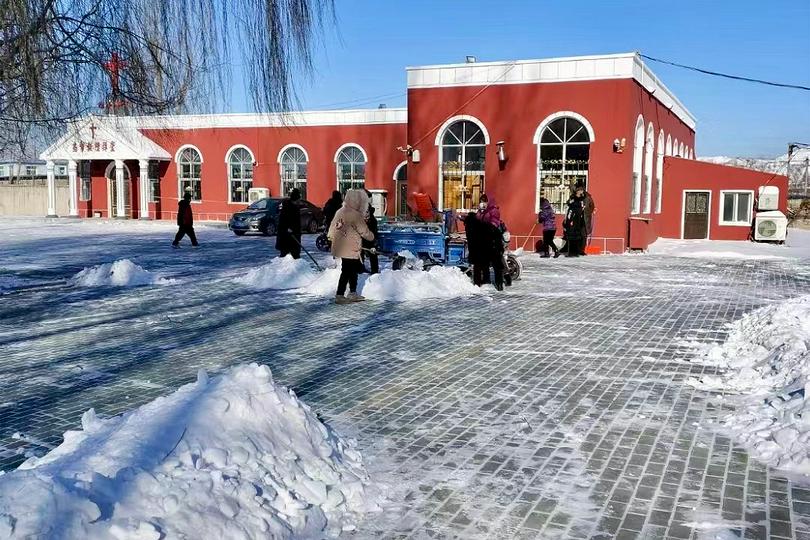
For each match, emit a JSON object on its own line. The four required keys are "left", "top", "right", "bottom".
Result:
{"left": 1, "top": 221, "right": 810, "bottom": 539}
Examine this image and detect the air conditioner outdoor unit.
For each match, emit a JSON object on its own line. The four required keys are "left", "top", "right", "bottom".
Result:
{"left": 758, "top": 185, "right": 780, "bottom": 211}
{"left": 248, "top": 188, "right": 270, "bottom": 203}
{"left": 754, "top": 210, "right": 788, "bottom": 242}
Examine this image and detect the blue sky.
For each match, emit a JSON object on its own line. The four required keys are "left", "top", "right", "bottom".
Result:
{"left": 236, "top": 0, "right": 810, "bottom": 158}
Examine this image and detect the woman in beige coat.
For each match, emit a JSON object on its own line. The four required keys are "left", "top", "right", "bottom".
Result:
{"left": 327, "top": 189, "right": 375, "bottom": 304}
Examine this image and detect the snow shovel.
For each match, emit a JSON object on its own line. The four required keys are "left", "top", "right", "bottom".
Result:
{"left": 289, "top": 234, "right": 322, "bottom": 271}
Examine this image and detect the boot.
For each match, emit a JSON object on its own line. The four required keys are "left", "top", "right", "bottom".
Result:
{"left": 347, "top": 292, "right": 366, "bottom": 302}
{"left": 335, "top": 295, "right": 352, "bottom": 305}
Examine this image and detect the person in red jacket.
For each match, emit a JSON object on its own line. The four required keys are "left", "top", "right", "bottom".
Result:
{"left": 172, "top": 191, "right": 199, "bottom": 247}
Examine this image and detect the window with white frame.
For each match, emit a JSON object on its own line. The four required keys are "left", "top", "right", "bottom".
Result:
{"left": 720, "top": 191, "right": 753, "bottom": 225}
{"left": 280, "top": 146, "right": 308, "bottom": 199}
{"left": 643, "top": 123, "right": 654, "bottom": 214}
{"left": 655, "top": 131, "right": 665, "bottom": 214}
{"left": 538, "top": 117, "right": 591, "bottom": 214}
{"left": 440, "top": 120, "right": 486, "bottom": 210}
{"left": 0, "top": 165, "right": 7, "bottom": 178}
{"left": 336, "top": 145, "right": 366, "bottom": 194}
{"left": 631, "top": 117, "right": 644, "bottom": 214}
{"left": 79, "top": 161, "right": 91, "bottom": 201}
{"left": 25, "top": 165, "right": 37, "bottom": 177}
{"left": 228, "top": 147, "right": 253, "bottom": 203}
{"left": 177, "top": 147, "right": 202, "bottom": 201}
{"left": 148, "top": 161, "right": 160, "bottom": 203}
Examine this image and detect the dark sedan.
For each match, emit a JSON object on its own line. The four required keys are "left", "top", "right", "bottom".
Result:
{"left": 228, "top": 197, "right": 324, "bottom": 236}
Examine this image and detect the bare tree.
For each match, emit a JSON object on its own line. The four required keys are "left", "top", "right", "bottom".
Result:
{"left": 0, "top": 0, "right": 334, "bottom": 155}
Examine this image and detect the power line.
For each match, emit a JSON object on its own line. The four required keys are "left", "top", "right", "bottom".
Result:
{"left": 640, "top": 53, "right": 810, "bottom": 92}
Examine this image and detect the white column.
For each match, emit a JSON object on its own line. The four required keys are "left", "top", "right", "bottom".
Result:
{"left": 67, "top": 160, "right": 79, "bottom": 217}
{"left": 139, "top": 159, "right": 150, "bottom": 219}
{"left": 115, "top": 159, "right": 125, "bottom": 218}
{"left": 46, "top": 160, "right": 57, "bottom": 217}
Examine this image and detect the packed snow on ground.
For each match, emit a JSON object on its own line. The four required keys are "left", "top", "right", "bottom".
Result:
{"left": 236, "top": 255, "right": 485, "bottom": 302}
{"left": 648, "top": 228, "right": 810, "bottom": 260}
{"left": 0, "top": 275, "right": 23, "bottom": 294}
{"left": 0, "top": 363, "right": 378, "bottom": 539}
{"left": 235, "top": 255, "right": 320, "bottom": 290}
{"left": 687, "top": 295, "right": 810, "bottom": 473}
{"left": 71, "top": 259, "right": 173, "bottom": 287}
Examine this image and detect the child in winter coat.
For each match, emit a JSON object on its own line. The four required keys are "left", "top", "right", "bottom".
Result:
{"left": 328, "top": 189, "right": 375, "bottom": 304}
{"left": 538, "top": 197, "right": 559, "bottom": 258}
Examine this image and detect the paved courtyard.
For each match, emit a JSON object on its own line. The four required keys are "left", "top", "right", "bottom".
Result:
{"left": 1, "top": 219, "right": 810, "bottom": 539}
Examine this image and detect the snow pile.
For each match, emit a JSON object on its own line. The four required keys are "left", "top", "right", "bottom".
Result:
{"left": 0, "top": 364, "right": 378, "bottom": 539}
{"left": 71, "top": 259, "right": 172, "bottom": 287}
{"left": 236, "top": 253, "right": 484, "bottom": 302}
{"left": 649, "top": 229, "right": 810, "bottom": 260}
{"left": 236, "top": 255, "right": 319, "bottom": 290}
{"left": 688, "top": 295, "right": 810, "bottom": 472}
{"left": 361, "top": 267, "right": 483, "bottom": 301}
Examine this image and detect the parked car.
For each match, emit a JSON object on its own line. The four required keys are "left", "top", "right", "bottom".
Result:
{"left": 228, "top": 197, "right": 324, "bottom": 236}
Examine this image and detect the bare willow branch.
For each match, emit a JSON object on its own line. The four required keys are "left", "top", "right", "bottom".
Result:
{"left": 0, "top": 0, "right": 334, "bottom": 155}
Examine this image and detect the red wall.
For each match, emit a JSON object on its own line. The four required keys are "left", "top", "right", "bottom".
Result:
{"left": 658, "top": 157, "right": 788, "bottom": 241}
{"left": 405, "top": 78, "right": 696, "bottom": 246}
{"left": 140, "top": 123, "right": 406, "bottom": 221}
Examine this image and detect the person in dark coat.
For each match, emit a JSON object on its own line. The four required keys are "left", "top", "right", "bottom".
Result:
{"left": 276, "top": 188, "right": 302, "bottom": 258}
{"left": 172, "top": 191, "right": 198, "bottom": 247}
{"left": 564, "top": 186, "right": 588, "bottom": 257}
{"left": 361, "top": 200, "right": 379, "bottom": 274}
{"left": 538, "top": 197, "right": 559, "bottom": 258}
{"left": 322, "top": 191, "right": 342, "bottom": 231}
{"left": 581, "top": 184, "right": 596, "bottom": 245}
{"left": 462, "top": 211, "right": 489, "bottom": 286}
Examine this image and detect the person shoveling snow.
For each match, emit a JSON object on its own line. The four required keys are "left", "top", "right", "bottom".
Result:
{"left": 0, "top": 364, "right": 379, "bottom": 539}
{"left": 327, "top": 189, "right": 375, "bottom": 305}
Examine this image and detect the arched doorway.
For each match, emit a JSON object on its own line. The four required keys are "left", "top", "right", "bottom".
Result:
{"left": 105, "top": 162, "right": 132, "bottom": 218}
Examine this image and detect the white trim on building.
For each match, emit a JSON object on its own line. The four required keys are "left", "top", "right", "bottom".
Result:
{"left": 276, "top": 144, "right": 309, "bottom": 163}
{"left": 718, "top": 189, "right": 755, "bottom": 227}
{"left": 407, "top": 52, "right": 696, "bottom": 130}
{"left": 433, "top": 115, "right": 491, "bottom": 146}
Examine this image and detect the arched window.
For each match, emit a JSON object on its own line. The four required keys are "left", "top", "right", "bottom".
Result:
{"left": 679, "top": 142, "right": 685, "bottom": 158}
{"left": 279, "top": 146, "right": 308, "bottom": 200}
{"left": 689, "top": 148, "right": 694, "bottom": 160}
{"left": 655, "top": 131, "right": 665, "bottom": 214}
{"left": 643, "top": 123, "right": 654, "bottom": 214}
{"left": 440, "top": 120, "right": 487, "bottom": 210}
{"left": 177, "top": 146, "right": 202, "bottom": 201}
{"left": 394, "top": 161, "right": 408, "bottom": 217}
{"left": 537, "top": 116, "right": 592, "bottom": 213}
{"left": 673, "top": 139, "right": 680, "bottom": 157}
{"left": 336, "top": 145, "right": 366, "bottom": 193}
{"left": 666, "top": 135, "right": 673, "bottom": 157}
{"left": 228, "top": 146, "right": 254, "bottom": 203}
{"left": 631, "top": 116, "right": 644, "bottom": 214}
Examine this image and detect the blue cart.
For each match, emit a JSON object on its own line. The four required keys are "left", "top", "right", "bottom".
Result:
{"left": 376, "top": 221, "right": 522, "bottom": 281}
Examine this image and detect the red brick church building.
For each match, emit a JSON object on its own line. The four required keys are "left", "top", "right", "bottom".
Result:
{"left": 40, "top": 52, "right": 787, "bottom": 250}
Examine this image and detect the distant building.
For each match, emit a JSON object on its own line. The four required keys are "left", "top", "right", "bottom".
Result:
{"left": 37, "top": 52, "right": 787, "bottom": 248}
{"left": 0, "top": 160, "right": 67, "bottom": 182}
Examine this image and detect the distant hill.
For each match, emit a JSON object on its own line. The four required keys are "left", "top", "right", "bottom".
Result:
{"left": 699, "top": 149, "right": 810, "bottom": 197}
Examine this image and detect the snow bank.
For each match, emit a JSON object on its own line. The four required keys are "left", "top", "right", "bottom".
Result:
{"left": 71, "top": 259, "right": 172, "bottom": 287}
{"left": 235, "top": 255, "right": 319, "bottom": 290}
{"left": 361, "top": 267, "right": 483, "bottom": 301}
{"left": 649, "top": 229, "right": 810, "bottom": 260}
{"left": 688, "top": 295, "right": 810, "bottom": 473}
{"left": 0, "top": 364, "right": 378, "bottom": 539}
{"left": 237, "top": 255, "right": 484, "bottom": 302}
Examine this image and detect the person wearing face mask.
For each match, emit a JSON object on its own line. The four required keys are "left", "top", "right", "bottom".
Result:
{"left": 476, "top": 194, "right": 506, "bottom": 290}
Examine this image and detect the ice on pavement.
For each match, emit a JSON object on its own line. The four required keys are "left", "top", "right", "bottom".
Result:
{"left": 236, "top": 255, "right": 485, "bottom": 301}
{"left": 0, "top": 363, "right": 378, "bottom": 539}
{"left": 71, "top": 259, "right": 173, "bottom": 287}
{"left": 688, "top": 295, "right": 810, "bottom": 473}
